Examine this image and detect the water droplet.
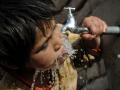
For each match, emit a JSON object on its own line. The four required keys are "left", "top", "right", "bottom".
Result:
{"left": 117, "top": 54, "right": 120, "bottom": 58}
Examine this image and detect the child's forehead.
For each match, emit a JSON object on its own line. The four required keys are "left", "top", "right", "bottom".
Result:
{"left": 34, "top": 19, "right": 56, "bottom": 43}
{"left": 32, "top": 20, "right": 57, "bottom": 53}
{"left": 38, "top": 19, "right": 56, "bottom": 33}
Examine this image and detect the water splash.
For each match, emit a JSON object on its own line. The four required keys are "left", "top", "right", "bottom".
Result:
{"left": 30, "top": 34, "right": 77, "bottom": 90}
{"left": 30, "top": 59, "right": 60, "bottom": 90}
{"left": 31, "top": 68, "right": 40, "bottom": 90}
{"left": 30, "top": 68, "right": 59, "bottom": 90}
{"left": 62, "top": 35, "right": 76, "bottom": 57}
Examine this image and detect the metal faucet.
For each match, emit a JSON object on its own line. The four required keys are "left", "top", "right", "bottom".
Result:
{"left": 61, "top": 7, "right": 76, "bottom": 32}
{"left": 61, "top": 7, "right": 88, "bottom": 34}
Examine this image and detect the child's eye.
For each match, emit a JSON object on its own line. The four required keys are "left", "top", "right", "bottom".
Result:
{"left": 41, "top": 43, "right": 48, "bottom": 50}
{"left": 35, "top": 43, "right": 48, "bottom": 53}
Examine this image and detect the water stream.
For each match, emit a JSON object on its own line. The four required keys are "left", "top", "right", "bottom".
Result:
{"left": 31, "top": 35, "right": 77, "bottom": 90}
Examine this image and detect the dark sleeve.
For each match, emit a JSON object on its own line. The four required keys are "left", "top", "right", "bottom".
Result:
{"left": 91, "top": 0, "right": 120, "bottom": 26}
{"left": 103, "top": 36, "right": 120, "bottom": 90}
{"left": 91, "top": 1, "right": 120, "bottom": 90}
{"left": 74, "top": 0, "right": 106, "bottom": 25}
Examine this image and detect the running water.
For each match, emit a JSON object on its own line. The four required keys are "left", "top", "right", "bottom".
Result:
{"left": 31, "top": 63, "right": 59, "bottom": 90}
{"left": 31, "top": 34, "right": 76, "bottom": 90}
{"left": 62, "top": 35, "right": 76, "bottom": 57}
{"left": 31, "top": 68, "right": 40, "bottom": 90}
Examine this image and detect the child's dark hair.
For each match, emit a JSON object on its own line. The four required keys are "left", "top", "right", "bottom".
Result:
{"left": 0, "top": 0, "right": 54, "bottom": 69}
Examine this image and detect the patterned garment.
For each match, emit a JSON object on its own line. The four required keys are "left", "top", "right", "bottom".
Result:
{"left": 0, "top": 57, "right": 77, "bottom": 90}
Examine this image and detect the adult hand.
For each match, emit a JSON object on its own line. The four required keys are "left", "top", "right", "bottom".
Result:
{"left": 82, "top": 16, "right": 107, "bottom": 40}
{"left": 80, "top": 16, "right": 108, "bottom": 53}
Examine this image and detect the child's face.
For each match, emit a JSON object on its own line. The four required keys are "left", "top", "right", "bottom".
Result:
{"left": 30, "top": 20, "right": 65, "bottom": 70}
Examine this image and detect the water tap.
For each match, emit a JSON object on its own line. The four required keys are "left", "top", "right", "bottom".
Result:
{"left": 61, "top": 7, "right": 88, "bottom": 34}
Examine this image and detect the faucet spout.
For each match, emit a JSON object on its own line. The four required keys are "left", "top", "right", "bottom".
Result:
{"left": 61, "top": 7, "right": 76, "bottom": 33}
{"left": 61, "top": 7, "right": 89, "bottom": 34}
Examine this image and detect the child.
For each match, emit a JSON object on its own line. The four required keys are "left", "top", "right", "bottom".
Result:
{"left": 0, "top": 0, "right": 78, "bottom": 89}
{"left": 0, "top": 0, "right": 107, "bottom": 90}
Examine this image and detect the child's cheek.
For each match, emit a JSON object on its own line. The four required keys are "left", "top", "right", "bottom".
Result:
{"left": 31, "top": 49, "right": 57, "bottom": 69}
